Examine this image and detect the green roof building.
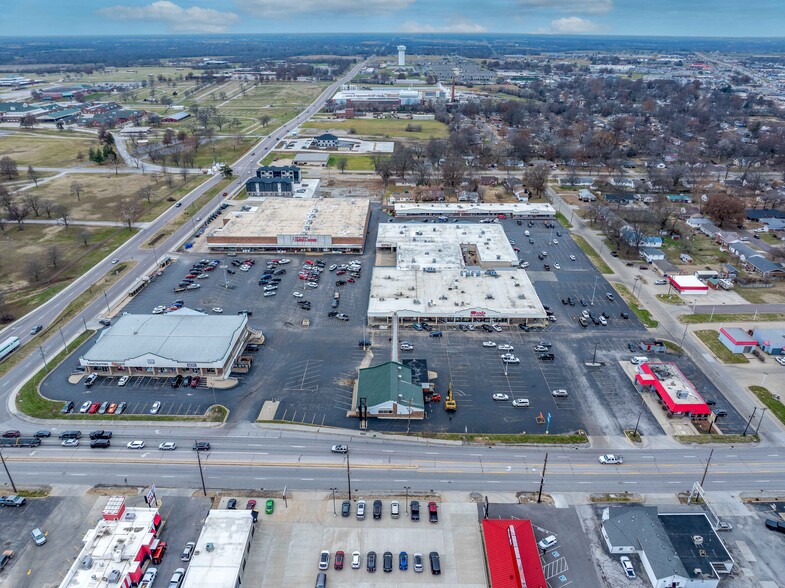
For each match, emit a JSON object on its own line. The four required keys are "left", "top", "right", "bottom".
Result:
{"left": 355, "top": 361, "right": 424, "bottom": 419}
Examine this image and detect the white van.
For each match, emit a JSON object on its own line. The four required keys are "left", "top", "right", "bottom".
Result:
{"left": 630, "top": 356, "right": 649, "bottom": 365}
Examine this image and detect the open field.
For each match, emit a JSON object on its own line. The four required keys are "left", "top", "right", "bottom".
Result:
{"left": 661, "top": 233, "right": 730, "bottom": 266}
{"left": 302, "top": 117, "right": 449, "bottom": 139}
{"left": 694, "top": 330, "right": 750, "bottom": 364}
{"left": 0, "top": 224, "right": 136, "bottom": 319}
{"left": 190, "top": 137, "right": 255, "bottom": 168}
{"left": 680, "top": 312, "right": 785, "bottom": 323}
{"left": 327, "top": 154, "right": 380, "bottom": 171}
{"left": 749, "top": 385, "right": 785, "bottom": 426}
{"left": 27, "top": 172, "right": 204, "bottom": 222}
{"left": 735, "top": 282, "right": 785, "bottom": 304}
{"left": 0, "top": 129, "right": 97, "bottom": 168}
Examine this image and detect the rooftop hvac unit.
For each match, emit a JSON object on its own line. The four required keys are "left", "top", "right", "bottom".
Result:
{"left": 486, "top": 294, "right": 494, "bottom": 299}
{"left": 692, "top": 535, "right": 704, "bottom": 546}
{"left": 413, "top": 299, "right": 421, "bottom": 304}
{"left": 206, "top": 543, "right": 215, "bottom": 552}
{"left": 676, "top": 390, "right": 689, "bottom": 399}
{"left": 694, "top": 569, "right": 703, "bottom": 576}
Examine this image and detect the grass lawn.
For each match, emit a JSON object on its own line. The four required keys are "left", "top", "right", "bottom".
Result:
{"left": 27, "top": 172, "right": 203, "bottom": 222}
{"left": 675, "top": 434, "right": 758, "bottom": 444}
{"left": 555, "top": 211, "right": 573, "bottom": 228}
{"left": 573, "top": 235, "right": 613, "bottom": 274}
{"left": 749, "top": 385, "right": 785, "bottom": 427}
{"left": 734, "top": 283, "right": 785, "bottom": 304}
{"left": 190, "top": 137, "right": 255, "bottom": 168}
{"left": 327, "top": 155, "right": 381, "bottom": 171}
{"left": 613, "top": 282, "right": 659, "bottom": 328}
{"left": 423, "top": 432, "right": 588, "bottom": 445}
{"left": 694, "top": 330, "right": 750, "bottom": 364}
{"left": 757, "top": 233, "right": 781, "bottom": 245}
{"left": 680, "top": 312, "right": 785, "bottom": 323}
{"left": 303, "top": 118, "right": 449, "bottom": 139}
{"left": 656, "top": 293, "right": 685, "bottom": 304}
{"left": 0, "top": 130, "right": 96, "bottom": 168}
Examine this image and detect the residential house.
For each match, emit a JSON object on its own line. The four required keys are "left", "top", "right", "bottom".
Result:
{"left": 558, "top": 176, "right": 594, "bottom": 187}
{"left": 745, "top": 255, "right": 785, "bottom": 278}
{"left": 604, "top": 193, "right": 633, "bottom": 205}
{"left": 760, "top": 217, "right": 785, "bottom": 231}
{"left": 667, "top": 194, "right": 693, "bottom": 204}
{"left": 686, "top": 216, "right": 711, "bottom": 228}
{"left": 746, "top": 209, "right": 785, "bottom": 221}
{"left": 578, "top": 189, "right": 597, "bottom": 202}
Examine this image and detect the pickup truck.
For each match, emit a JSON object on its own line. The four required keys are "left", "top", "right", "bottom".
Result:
{"left": 428, "top": 501, "right": 438, "bottom": 523}
{"left": 0, "top": 495, "right": 26, "bottom": 507}
{"left": 140, "top": 567, "right": 158, "bottom": 588}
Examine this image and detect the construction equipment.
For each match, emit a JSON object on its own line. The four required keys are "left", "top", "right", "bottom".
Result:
{"left": 444, "top": 383, "right": 457, "bottom": 412}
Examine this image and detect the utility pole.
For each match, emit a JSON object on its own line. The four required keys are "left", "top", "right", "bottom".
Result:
{"left": 537, "top": 452, "right": 549, "bottom": 504}
{"left": 330, "top": 487, "right": 337, "bottom": 516}
{"left": 407, "top": 398, "right": 412, "bottom": 435}
{"left": 0, "top": 450, "right": 17, "bottom": 492}
{"left": 742, "top": 407, "right": 757, "bottom": 436}
{"left": 59, "top": 327, "right": 68, "bottom": 352}
{"left": 346, "top": 453, "right": 352, "bottom": 501}
{"left": 404, "top": 486, "right": 410, "bottom": 515}
{"left": 754, "top": 407, "right": 767, "bottom": 436}
{"left": 38, "top": 345, "right": 49, "bottom": 372}
{"left": 699, "top": 449, "right": 714, "bottom": 488}
{"left": 633, "top": 410, "right": 642, "bottom": 438}
{"left": 195, "top": 442, "right": 207, "bottom": 496}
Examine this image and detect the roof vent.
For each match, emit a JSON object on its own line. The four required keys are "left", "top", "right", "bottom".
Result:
{"left": 692, "top": 535, "right": 704, "bottom": 546}
{"left": 694, "top": 568, "right": 703, "bottom": 576}
{"left": 206, "top": 543, "right": 215, "bottom": 552}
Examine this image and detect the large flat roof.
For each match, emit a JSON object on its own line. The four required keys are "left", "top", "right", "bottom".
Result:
{"left": 392, "top": 202, "right": 555, "bottom": 217}
{"left": 209, "top": 197, "right": 369, "bottom": 240}
{"left": 636, "top": 362, "right": 710, "bottom": 415}
{"left": 182, "top": 510, "right": 254, "bottom": 588}
{"left": 80, "top": 314, "right": 247, "bottom": 367}
{"left": 368, "top": 268, "right": 546, "bottom": 319}
{"left": 378, "top": 223, "right": 519, "bottom": 268}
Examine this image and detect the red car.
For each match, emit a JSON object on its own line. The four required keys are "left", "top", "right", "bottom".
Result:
{"left": 305, "top": 260, "right": 314, "bottom": 265}
{"left": 2, "top": 430, "right": 21, "bottom": 438}
{"left": 347, "top": 278, "right": 355, "bottom": 283}
{"left": 185, "top": 274, "right": 196, "bottom": 279}
{"left": 246, "top": 499, "right": 257, "bottom": 510}
{"left": 191, "top": 376, "right": 200, "bottom": 388}
{"left": 203, "top": 266, "right": 214, "bottom": 271}
{"left": 336, "top": 270, "right": 346, "bottom": 275}
{"left": 334, "top": 550, "right": 345, "bottom": 570}
{"left": 87, "top": 402, "right": 101, "bottom": 414}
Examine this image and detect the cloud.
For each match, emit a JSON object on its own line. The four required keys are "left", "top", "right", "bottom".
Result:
{"left": 401, "top": 19, "right": 487, "bottom": 33}
{"left": 518, "top": 0, "right": 612, "bottom": 14}
{"left": 539, "top": 16, "right": 603, "bottom": 34}
{"left": 237, "top": 0, "right": 414, "bottom": 17}
{"left": 99, "top": 1, "right": 237, "bottom": 33}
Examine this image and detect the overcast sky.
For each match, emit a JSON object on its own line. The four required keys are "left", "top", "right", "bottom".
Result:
{"left": 5, "top": 0, "right": 785, "bottom": 37}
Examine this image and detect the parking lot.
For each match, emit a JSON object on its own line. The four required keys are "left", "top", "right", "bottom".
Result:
{"left": 244, "top": 494, "right": 486, "bottom": 587}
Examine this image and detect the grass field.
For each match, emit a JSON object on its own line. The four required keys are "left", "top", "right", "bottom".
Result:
{"left": 613, "top": 282, "right": 659, "bottom": 328}
{"left": 190, "top": 137, "right": 255, "bottom": 168}
{"left": 749, "top": 385, "right": 785, "bottom": 427}
{"left": 0, "top": 130, "right": 96, "bottom": 168}
{"left": 656, "top": 293, "right": 685, "bottom": 304}
{"left": 303, "top": 118, "right": 449, "bottom": 139}
{"left": 573, "top": 235, "right": 613, "bottom": 274}
{"left": 680, "top": 312, "right": 785, "bottom": 323}
{"left": 27, "top": 172, "right": 203, "bottom": 222}
{"left": 327, "top": 155, "right": 380, "bottom": 171}
{"left": 694, "top": 330, "right": 750, "bottom": 364}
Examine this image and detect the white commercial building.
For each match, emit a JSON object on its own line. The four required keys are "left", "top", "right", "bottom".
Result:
{"left": 369, "top": 223, "right": 547, "bottom": 325}
{"left": 182, "top": 510, "right": 255, "bottom": 588}
{"left": 79, "top": 314, "right": 251, "bottom": 380}
{"left": 392, "top": 202, "right": 556, "bottom": 219}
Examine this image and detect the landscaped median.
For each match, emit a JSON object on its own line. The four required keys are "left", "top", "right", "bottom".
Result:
{"left": 749, "top": 385, "right": 785, "bottom": 426}
{"left": 572, "top": 235, "right": 612, "bottom": 274}
{"left": 555, "top": 211, "right": 573, "bottom": 229}
{"left": 613, "top": 283, "right": 659, "bottom": 328}
{"left": 656, "top": 293, "right": 684, "bottom": 305}
{"left": 694, "top": 330, "right": 750, "bottom": 364}
{"left": 16, "top": 331, "right": 227, "bottom": 423}
{"left": 674, "top": 434, "right": 759, "bottom": 444}
{"left": 422, "top": 432, "right": 589, "bottom": 445}
{"left": 680, "top": 312, "right": 785, "bottom": 324}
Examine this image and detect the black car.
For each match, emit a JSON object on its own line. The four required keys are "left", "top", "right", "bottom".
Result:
{"left": 182, "top": 376, "right": 192, "bottom": 387}
{"left": 568, "top": 297, "right": 576, "bottom": 306}
{"left": 383, "top": 551, "right": 393, "bottom": 573}
{"left": 227, "top": 498, "right": 237, "bottom": 509}
{"left": 171, "top": 375, "right": 184, "bottom": 388}
{"left": 538, "top": 353, "right": 555, "bottom": 361}
{"left": 367, "top": 551, "right": 377, "bottom": 572}
{"left": 34, "top": 430, "right": 51, "bottom": 438}
{"left": 193, "top": 441, "right": 211, "bottom": 451}
{"left": 620, "top": 312, "right": 629, "bottom": 319}
{"left": 98, "top": 319, "right": 112, "bottom": 327}
{"left": 327, "top": 311, "right": 338, "bottom": 317}
{"left": 226, "top": 269, "right": 236, "bottom": 274}
{"left": 273, "top": 269, "right": 286, "bottom": 275}
{"left": 90, "top": 439, "right": 111, "bottom": 449}
{"left": 410, "top": 500, "right": 420, "bottom": 521}
{"left": 335, "top": 280, "right": 347, "bottom": 286}
{"left": 765, "top": 519, "right": 785, "bottom": 534}
{"left": 341, "top": 500, "right": 351, "bottom": 517}
{"left": 373, "top": 499, "right": 382, "bottom": 520}
{"left": 580, "top": 299, "right": 588, "bottom": 306}
{"left": 429, "top": 551, "right": 441, "bottom": 575}
{"left": 482, "top": 324, "right": 494, "bottom": 333}
{"left": 61, "top": 400, "right": 75, "bottom": 414}
{"left": 89, "top": 430, "right": 112, "bottom": 440}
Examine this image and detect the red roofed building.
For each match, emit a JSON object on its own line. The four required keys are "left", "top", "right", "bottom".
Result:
{"left": 482, "top": 519, "right": 547, "bottom": 588}
{"left": 634, "top": 362, "right": 711, "bottom": 420}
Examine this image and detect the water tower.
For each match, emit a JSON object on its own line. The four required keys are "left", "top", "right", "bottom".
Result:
{"left": 397, "top": 45, "right": 406, "bottom": 67}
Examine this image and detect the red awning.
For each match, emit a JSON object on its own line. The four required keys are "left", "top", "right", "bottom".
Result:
{"left": 638, "top": 363, "right": 710, "bottom": 415}
{"left": 482, "top": 519, "right": 547, "bottom": 588}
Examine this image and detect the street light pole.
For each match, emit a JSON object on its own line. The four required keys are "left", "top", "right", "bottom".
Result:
{"left": 195, "top": 443, "right": 207, "bottom": 496}
{"left": 0, "top": 450, "right": 17, "bottom": 492}
{"left": 755, "top": 407, "right": 767, "bottom": 436}
{"left": 537, "top": 452, "right": 549, "bottom": 504}
{"left": 591, "top": 275, "right": 599, "bottom": 306}
{"left": 742, "top": 407, "right": 757, "bottom": 437}
{"left": 633, "top": 410, "right": 642, "bottom": 438}
{"left": 59, "top": 327, "right": 68, "bottom": 353}
{"left": 38, "top": 345, "right": 49, "bottom": 372}
{"left": 404, "top": 486, "right": 410, "bottom": 515}
{"left": 699, "top": 448, "right": 714, "bottom": 488}
{"left": 330, "top": 487, "right": 337, "bottom": 516}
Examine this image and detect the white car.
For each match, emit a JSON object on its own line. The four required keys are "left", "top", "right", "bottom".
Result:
{"left": 197, "top": 273, "right": 209, "bottom": 279}
{"left": 512, "top": 398, "right": 530, "bottom": 407}
{"left": 519, "top": 261, "right": 530, "bottom": 268}
{"left": 212, "top": 307, "right": 223, "bottom": 313}
{"left": 278, "top": 259, "right": 291, "bottom": 264}
{"left": 319, "top": 550, "right": 330, "bottom": 570}
{"left": 62, "top": 438, "right": 79, "bottom": 447}
{"left": 533, "top": 345, "right": 549, "bottom": 352}
{"left": 492, "top": 394, "right": 510, "bottom": 401}
{"left": 127, "top": 440, "right": 145, "bottom": 449}
{"left": 306, "top": 282, "right": 319, "bottom": 288}
{"left": 538, "top": 535, "right": 557, "bottom": 551}
{"left": 482, "top": 341, "right": 497, "bottom": 348}
{"left": 264, "top": 291, "right": 276, "bottom": 297}
{"left": 293, "top": 292, "right": 304, "bottom": 298}
{"left": 620, "top": 556, "right": 636, "bottom": 578}
{"left": 329, "top": 264, "right": 337, "bottom": 271}
{"left": 117, "top": 376, "right": 129, "bottom": 387}
{"left": 186, "top": 284, "right": 200, "bottom": 290}
{"left": 152, "top": 306, "right": 166, "bottom": 314}
{"left": 552, "top": 239, "right": 558, "bottom": 244}
{"left": 351, "top": 551, "right": 361, "bottom": 569}
{"left": 239, "top": 265, "right": 250, "bottom": 271}
{"left": 569, "top": 255, "right": 576, "bottom": 261}
{"left": 159, "top": 442, "right": 177, "bottom": 451}
{"left": 501, "top": 355, "right": 520, "bottom": 364}
{"left": 150, "top": 401, "right": 161, "bottom": 414}
{"left": 400, "top": 342, "right": 413, "bottom": 351}
{"left": 776, "top": 356, "right": 785, "bottom": 366}
{"left": 552, "top": 389, "right": 568, "bottom": 397}
{"left": 598, "top": 454, "right": 623, "bottom": 464}
{"left": 491, "top": 324, "right": 503, "bottom": 332}
{"left": 111, "top": 258, "right": 119, "bottom": 264}
{"left": 498, "top": 344, "right": 514, "bottom": 352}
{"left": 553, "top": 263, "right": 561, "bottom": 270}
{"left": 655, "top": 279, "right": 667, "bottom": 285}
{"left": 599, "top": 316, "right": 608, "bottom": 326}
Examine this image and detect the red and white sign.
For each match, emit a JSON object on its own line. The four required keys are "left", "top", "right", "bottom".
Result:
{"left": 470, "top": 311, "right": 486, "bottom": 317}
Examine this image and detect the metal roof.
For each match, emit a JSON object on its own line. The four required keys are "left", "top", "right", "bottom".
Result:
{"left": 82, "top": 314, "right": 246, "bottom": 364}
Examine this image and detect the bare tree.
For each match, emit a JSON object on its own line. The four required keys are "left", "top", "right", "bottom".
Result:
{"left": 47, "top": 245, "right": 60, "bottom": 268}
{"left": 40, "top": 199, "right": 55, "bottom": 219}
{"left": 70, "top": 180, "right": 84, "bottom": 201}
{"left": 117, "top": 198, "right": 142, "bottom": 229}
{"left": 336, "top": 157, "right": 349, "bottom": 174}
{"left": 7, "top": 200, "right": 30, "bottom": 229}
{"left": 0, "top": 156, "right": 18, "bottom": 180}
{"left": 259, "top": 115, "right": 271, "bottom": 127}
{"left": 524, "top": 164, "right": 551, "bottom": 198}
{"left": 77, "top": 228, "right": 90, "bottom": 246}
{"left": 23, "top": 193, "right": 41, "bottom": 216}
{"left": 25, "top": 258, "right": 43, "bottom": 282}
{"left": 27, "top": 165, "right": 40, "bottom": 187}
{"left": 138, "top": 184, "right": 154, "bottom": 204}
{"left": 52, "top": 203, "right": 71, "bottom": 227}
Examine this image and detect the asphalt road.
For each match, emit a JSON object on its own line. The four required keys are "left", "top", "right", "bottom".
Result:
{"left": 0, "top": 60, "right": 366, "bottom": 425}
{"left": 2, "top": 433, "right": 783, "bottom": 494}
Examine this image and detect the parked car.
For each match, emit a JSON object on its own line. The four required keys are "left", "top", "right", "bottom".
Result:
{"left": 373, "top": 499, "right": 382, "bottom": 520}
{"left": 552, "top": 389, "right": 568, "bottom": 397}
{"left": 226, "top": 498, "right": 237, "bottom": 510}
{"left": 150, "top": 401, "right": 161, "bottom": 414}
{"left": 265, "top": 499, "right": 274, "bottom": 514}
{"left": 512, "top": 398, "right": 530, "bottom": 407}
{"left": 334, "top": 550, "right": 345, "bottom": 570}
{"left": 620, "top": 556, "right": 636, "bottom": 578}
{"left": 319, "top": 550, "right": 330, "bottom": 570}
{"left": 181, "top": 542, "right": 196, "bottom": 561}
{"left": 341, "top": 500, "right": 351, "bottom": 517}
{"left": 351, "top": 551, "right": 361, "bottom": 569}
{"left": 414, "top": 552, "right": 424, "bottom": 573}
{"left": 429, "top": 551, "right": 441, "bottom": 575}
{"left": 411, "top": 500, "right": 420, "bottom": 521}
{"left": 383, "top": 551, "right": 393, "bottom": 573}
{"left": 61, "top": 400, "right": 75, "bottom": 414}
{"left": 492, "top": 394, "right": 510, "bottom": 401}
{"left": 428, "top": 501, "right": 438, "bottom": 523}
{"left": 356, "top": 499, "right": 366, "bottom": 519}
{"left": 538, "top": 535, "right": 557, "bottom": 550}
{"left": 366, "top": 551, "right": 377, "bottom": 572}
